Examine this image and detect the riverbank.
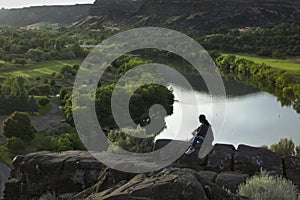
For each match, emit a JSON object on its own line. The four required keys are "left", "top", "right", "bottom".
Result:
{"left": 221, "top": 53, "right": 300, "bottom": 80}
{"left": 215, "top": 54, "right": 300, "bottom": 113}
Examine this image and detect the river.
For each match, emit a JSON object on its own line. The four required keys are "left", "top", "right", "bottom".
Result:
{"left": 156, "top": 79, "right": 300, "bottom": 148}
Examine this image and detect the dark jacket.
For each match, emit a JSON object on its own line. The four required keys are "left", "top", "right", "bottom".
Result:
{"left": 196, "top": 123, "right": 210, "bottom": 137}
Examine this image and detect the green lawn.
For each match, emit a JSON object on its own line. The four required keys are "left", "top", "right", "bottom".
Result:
{"left": 221, "top": 53, "right": 300, "bottom": 78}
{"left": 38, "top": 104, "right": 53, "bottom": 116}
{"left": 0, "top": 59, "right": 82, "bottom": 79}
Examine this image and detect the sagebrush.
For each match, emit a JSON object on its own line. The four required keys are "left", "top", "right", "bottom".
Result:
{"left": 238, "top": 170, "right": 299, "bottom": 200}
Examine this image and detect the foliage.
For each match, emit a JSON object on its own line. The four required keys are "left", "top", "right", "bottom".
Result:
{"left": 33, "top": 131, "right": 85, "bottom": 152}
{"left": 27, "top": 96, "right": 39, "bottom": 113}
{"left": 108, "top": 126, "right": 155, "bottom": 153}
{"left": 200, "top": 23, "right": 300, "bottom": 57}
{"left": 0, "top": 145, "right": 13, "bottom": 167}
{"left": 238, "top": 170, "right": 298, "bottom": 200}
{"left": 270, "top": 138, "right": 296, "bottom": 157}
{"left": 65, "top": 55, "right": 174, "bottom": 126}
{"left": 216, "top": 55, "right": 300, "bottom": 113}
{"left": 60, "top": 64, "right": 78, "bottom": 76}
{"left": 221, "top": 53, "right": 300, "bottom": 78}
{"left": 1, "top": 76, "right": 26, "bottom": 96}
{"left": 0, "top": 77, "right": 40, "bottom": 114}
{"left": 39, "top": 192, "right": 56, "bottom": 200}
{"left": 66, "top": 83, "right": 173, "bottom": 127}
{"left": 38, "top": 98, "right": 50, "bottom": 106}
{"left": 116, "top": 56, "right": 151, "bottom": 75}
{"left": 6, "top": 137, "right": 26, "bottom": 155}
{"left": 38, "top": 103, "right": 52, "bottom": 116}
{"left": 59, "top": 88, "right": 70, "bottom": 100}
{"left": 2, "top": 111, "right": 36, "bottom": 142}
{"left": 0, "top": 26, "right": 116, "bottom": 62}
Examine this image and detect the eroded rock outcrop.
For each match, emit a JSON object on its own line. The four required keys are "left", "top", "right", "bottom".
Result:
{"left": 4, "top": 151, "right": 135, "bottom": 200}
{"left": 283, "top": 156, "right": 300, "bottom": 186}
{"left": 233, "top": 145, "right": 283, "bottom": 176}
{"left": 3, "top": 142, "right": 300, "bottom": 199}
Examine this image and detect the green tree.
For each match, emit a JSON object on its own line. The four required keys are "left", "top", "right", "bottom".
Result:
{"left": 59, "top": 88, "right": 70, "bottom": 100}
{"left": 50, "top": 80, "right": 56, "bottom": 86}
{"left": 270, "top": 138, "right": 296, "bottom": 157}
{"left": 26, "top": 48, "right": 44, "bottom": 61}
{"left": 108, "top": 126, "right": 155, "bottom": 153}
{"left": 27, "top": 96, "right": 39, "bottom": 114}
{"left": 68, "top": 44, "right": 85, "bottom": 58}
{"left": 15, "top": 58, "right": 27, "bottom": 66}
{"left": 2, "top": 112, "right": 36, "bottom": 143}
{"left": 38, "top": 98, "right": 50, "bottom": 106}
{"left": 271, "top": 49, "right": 283, "bottom": 59}
{"left": 1, "top": 76, "right": 26, "bottom": 96}
{"left": 57, "top": 132, "right": 85, "bottom": 151}
{"left": 6, "top": 137, "right": 26, "bottom": 155}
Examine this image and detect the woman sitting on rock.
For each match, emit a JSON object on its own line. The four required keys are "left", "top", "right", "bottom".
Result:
{"left": 185, "top": 114, "right": 211, "bottom": 155}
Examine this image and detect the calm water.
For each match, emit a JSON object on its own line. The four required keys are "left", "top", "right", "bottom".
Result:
{"left": 156, "top": 81, "right": 300, "bottom": 148}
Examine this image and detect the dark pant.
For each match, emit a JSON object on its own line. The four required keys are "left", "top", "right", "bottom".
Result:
{"left": 191, "top": 136, "right": 204, "bottom": 148}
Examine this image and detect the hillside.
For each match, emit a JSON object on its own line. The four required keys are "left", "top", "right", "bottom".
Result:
{"left": 0, "top": 4, "right": 91, "bottom": 26}
{"left": 87, "top": 0, "right": 300, "bottom": 33}
{"left": 1, "top": 0, "right": 299, "bottom": 32}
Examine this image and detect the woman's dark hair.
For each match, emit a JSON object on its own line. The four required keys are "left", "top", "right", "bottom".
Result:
{"left": 199, "top": 114, "right": 210, "bottom": 125}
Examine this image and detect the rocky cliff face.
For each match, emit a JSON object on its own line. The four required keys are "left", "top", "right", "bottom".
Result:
{"left": 90, "top": 0, "right": 145, "bottom": 22}
{"left": 0, "top": 4, "right": 91, "bottom": 26}
{"left": 3, "top": 141, "right": 300, "bottom": 200}
{"left": 88, "top": 0, "right": 300, "bottom": 32}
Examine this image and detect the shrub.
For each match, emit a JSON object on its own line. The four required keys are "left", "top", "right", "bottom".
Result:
{"left": 108, "top": 126, "right": 155, "bottom": 153}
{"left": 33, "top": 131, "right": 85, "bottom": 152}
{"left": 37, "top": 85, "right": 51, "bottom": 95}
{"left": 238, "top": 170, "right": 298, "bottom": 200}
{"left": 39, "top": 192, "right": 56, "bottom": 200}
{"left": 6, "top": 137, "right": 26, "bottom": 155}
{"left": 38, "top": 98, "right": 50, "bottom": 106}
{"left": 270, "top": 138, "right": 296, "bottom": 157}
{"left": 50, "top": 80, "right": 56, "bottom": 86}
{"left": 59, "top": 88, "right": 70, "bottom": 100}
{"left": 2, "top": 112, "right": 36, "bottom": 143}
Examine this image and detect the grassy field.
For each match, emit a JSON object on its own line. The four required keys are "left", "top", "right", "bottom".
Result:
{"left": 0, "top": 59, "right": 82, "bottom": 79}
{"left": 221, "top": 53, "right": 300, "bottom": 78}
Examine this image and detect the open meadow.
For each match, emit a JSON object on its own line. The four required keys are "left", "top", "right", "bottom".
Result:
{"left": 0, "top": 60, "right": 82, "bottom": 80}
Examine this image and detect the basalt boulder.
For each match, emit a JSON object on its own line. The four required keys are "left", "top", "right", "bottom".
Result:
{"left": 233, "top": 145, "right": 283, "bottom": 176}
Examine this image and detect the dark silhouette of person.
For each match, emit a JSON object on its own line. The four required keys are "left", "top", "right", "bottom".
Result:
{"left": 185, "top": 114, "right": 210, "bottom": 154}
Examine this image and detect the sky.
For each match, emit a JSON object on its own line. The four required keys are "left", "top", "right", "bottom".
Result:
{"left": 0, "top": 0, "right": 95, "bottom": 9}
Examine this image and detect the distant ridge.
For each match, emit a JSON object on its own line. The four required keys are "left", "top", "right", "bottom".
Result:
{"left": 0, "top": 4, "right": 92, "bottom": 26}
{"left": 0, "top": 0, "right": 300, "bottom": 32}
{"left": 87, "top": 0, "right": 300, "bottom": 32}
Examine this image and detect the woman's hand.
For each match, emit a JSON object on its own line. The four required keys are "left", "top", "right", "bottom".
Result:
{"left": 191, "top": 130, "right": 196, "bottom": 136}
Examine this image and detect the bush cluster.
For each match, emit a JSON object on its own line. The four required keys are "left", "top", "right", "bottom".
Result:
{"left": 238, "top": 170, "right": 299, "bottom": 200}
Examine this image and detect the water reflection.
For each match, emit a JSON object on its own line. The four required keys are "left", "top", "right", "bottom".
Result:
{"left": 156, "top": 83, "right": 300, "bottom": 148}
